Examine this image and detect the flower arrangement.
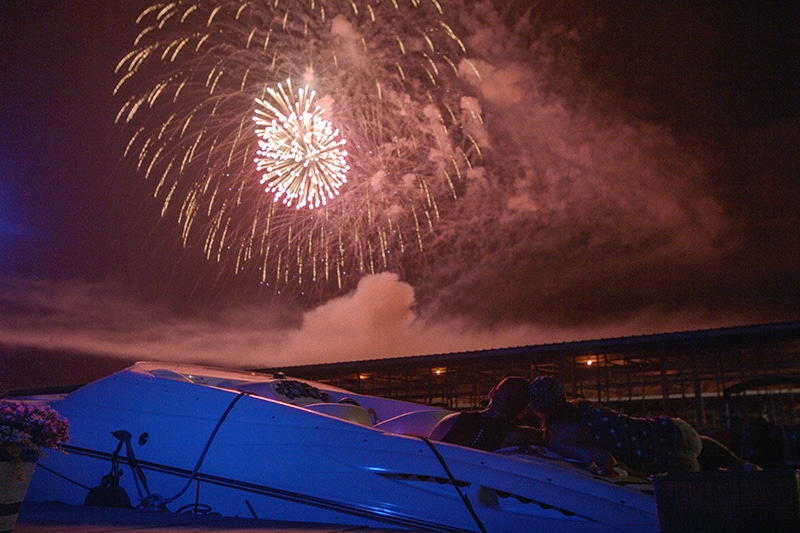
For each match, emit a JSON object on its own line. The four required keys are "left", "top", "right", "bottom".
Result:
{"left": 1, "top": 400, "right": 69, "bottom": 481}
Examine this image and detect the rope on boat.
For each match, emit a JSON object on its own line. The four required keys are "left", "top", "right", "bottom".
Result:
{"left": 35, "top": 462, "right": 92, "bottom": 491}
{"left": 143, "top": 391, "right": 250, "bottom": 511}
{"left": 421, "top": 437, "right": 488, "bottom": 533}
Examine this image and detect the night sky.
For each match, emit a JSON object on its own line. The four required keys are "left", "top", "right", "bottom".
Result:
{"left": 1, "top": 1, "right": 798, "bottom": 390}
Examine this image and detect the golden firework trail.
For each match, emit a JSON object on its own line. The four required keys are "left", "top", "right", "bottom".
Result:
{"left": 115, "top": 0, "right": 478, "bottom": 293}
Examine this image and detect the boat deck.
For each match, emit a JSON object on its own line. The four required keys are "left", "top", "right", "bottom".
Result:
{"left": 15, "top": 501, "right": 433, "bottom": 532}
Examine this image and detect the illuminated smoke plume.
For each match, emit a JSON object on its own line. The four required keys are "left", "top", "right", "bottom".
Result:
{"left": 114, "top": 0, "right": 478, "bottom": 295}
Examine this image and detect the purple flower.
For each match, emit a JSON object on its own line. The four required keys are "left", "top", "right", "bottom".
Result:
{"left": 1, "top": 400, "right": 69, "bottom": 481}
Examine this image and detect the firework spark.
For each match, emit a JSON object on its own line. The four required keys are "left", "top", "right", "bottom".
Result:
{"left": 253, "top": 80, "right": 349, "bottom": 210}
{"left": 115, "top": 0, "right": 479, "bottom": 294}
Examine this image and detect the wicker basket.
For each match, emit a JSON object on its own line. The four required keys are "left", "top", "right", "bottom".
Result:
{"left": 653, "top": 469, "right": 800, "bottom": 533}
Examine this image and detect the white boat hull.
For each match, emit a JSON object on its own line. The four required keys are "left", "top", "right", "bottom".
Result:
{"left": 26, "top": 362, "right": 659, "bottom": 532}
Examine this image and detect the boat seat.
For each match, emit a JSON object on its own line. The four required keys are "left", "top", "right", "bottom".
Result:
{"left": 374, "top": 409, "right": 451, "bottom": 437}
{"left": 304, "top": 403, "right": 373, "bottom": 426}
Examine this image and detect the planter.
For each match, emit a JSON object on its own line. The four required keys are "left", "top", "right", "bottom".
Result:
{"left": 0, "top": 449, "right": 38, "bottom": 533}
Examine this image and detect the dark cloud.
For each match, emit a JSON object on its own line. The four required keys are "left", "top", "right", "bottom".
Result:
{"left": 409, "top": 1, "right": 800, "bottom": 329}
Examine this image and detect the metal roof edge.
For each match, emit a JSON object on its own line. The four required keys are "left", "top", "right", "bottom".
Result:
{"left": 256, "top": 320, "right": 800, "bottom": 374}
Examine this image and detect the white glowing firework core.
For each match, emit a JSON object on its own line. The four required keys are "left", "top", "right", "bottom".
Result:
{"left": 253, "top": 81, "right": 349, "bottom": 210}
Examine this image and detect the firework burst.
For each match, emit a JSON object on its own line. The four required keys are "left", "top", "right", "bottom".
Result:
{"left": 115, "top": 0, "right": 480, "bottom": 295}
{"left": 253, "top": 80, "right": 349, "bottom": 210}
